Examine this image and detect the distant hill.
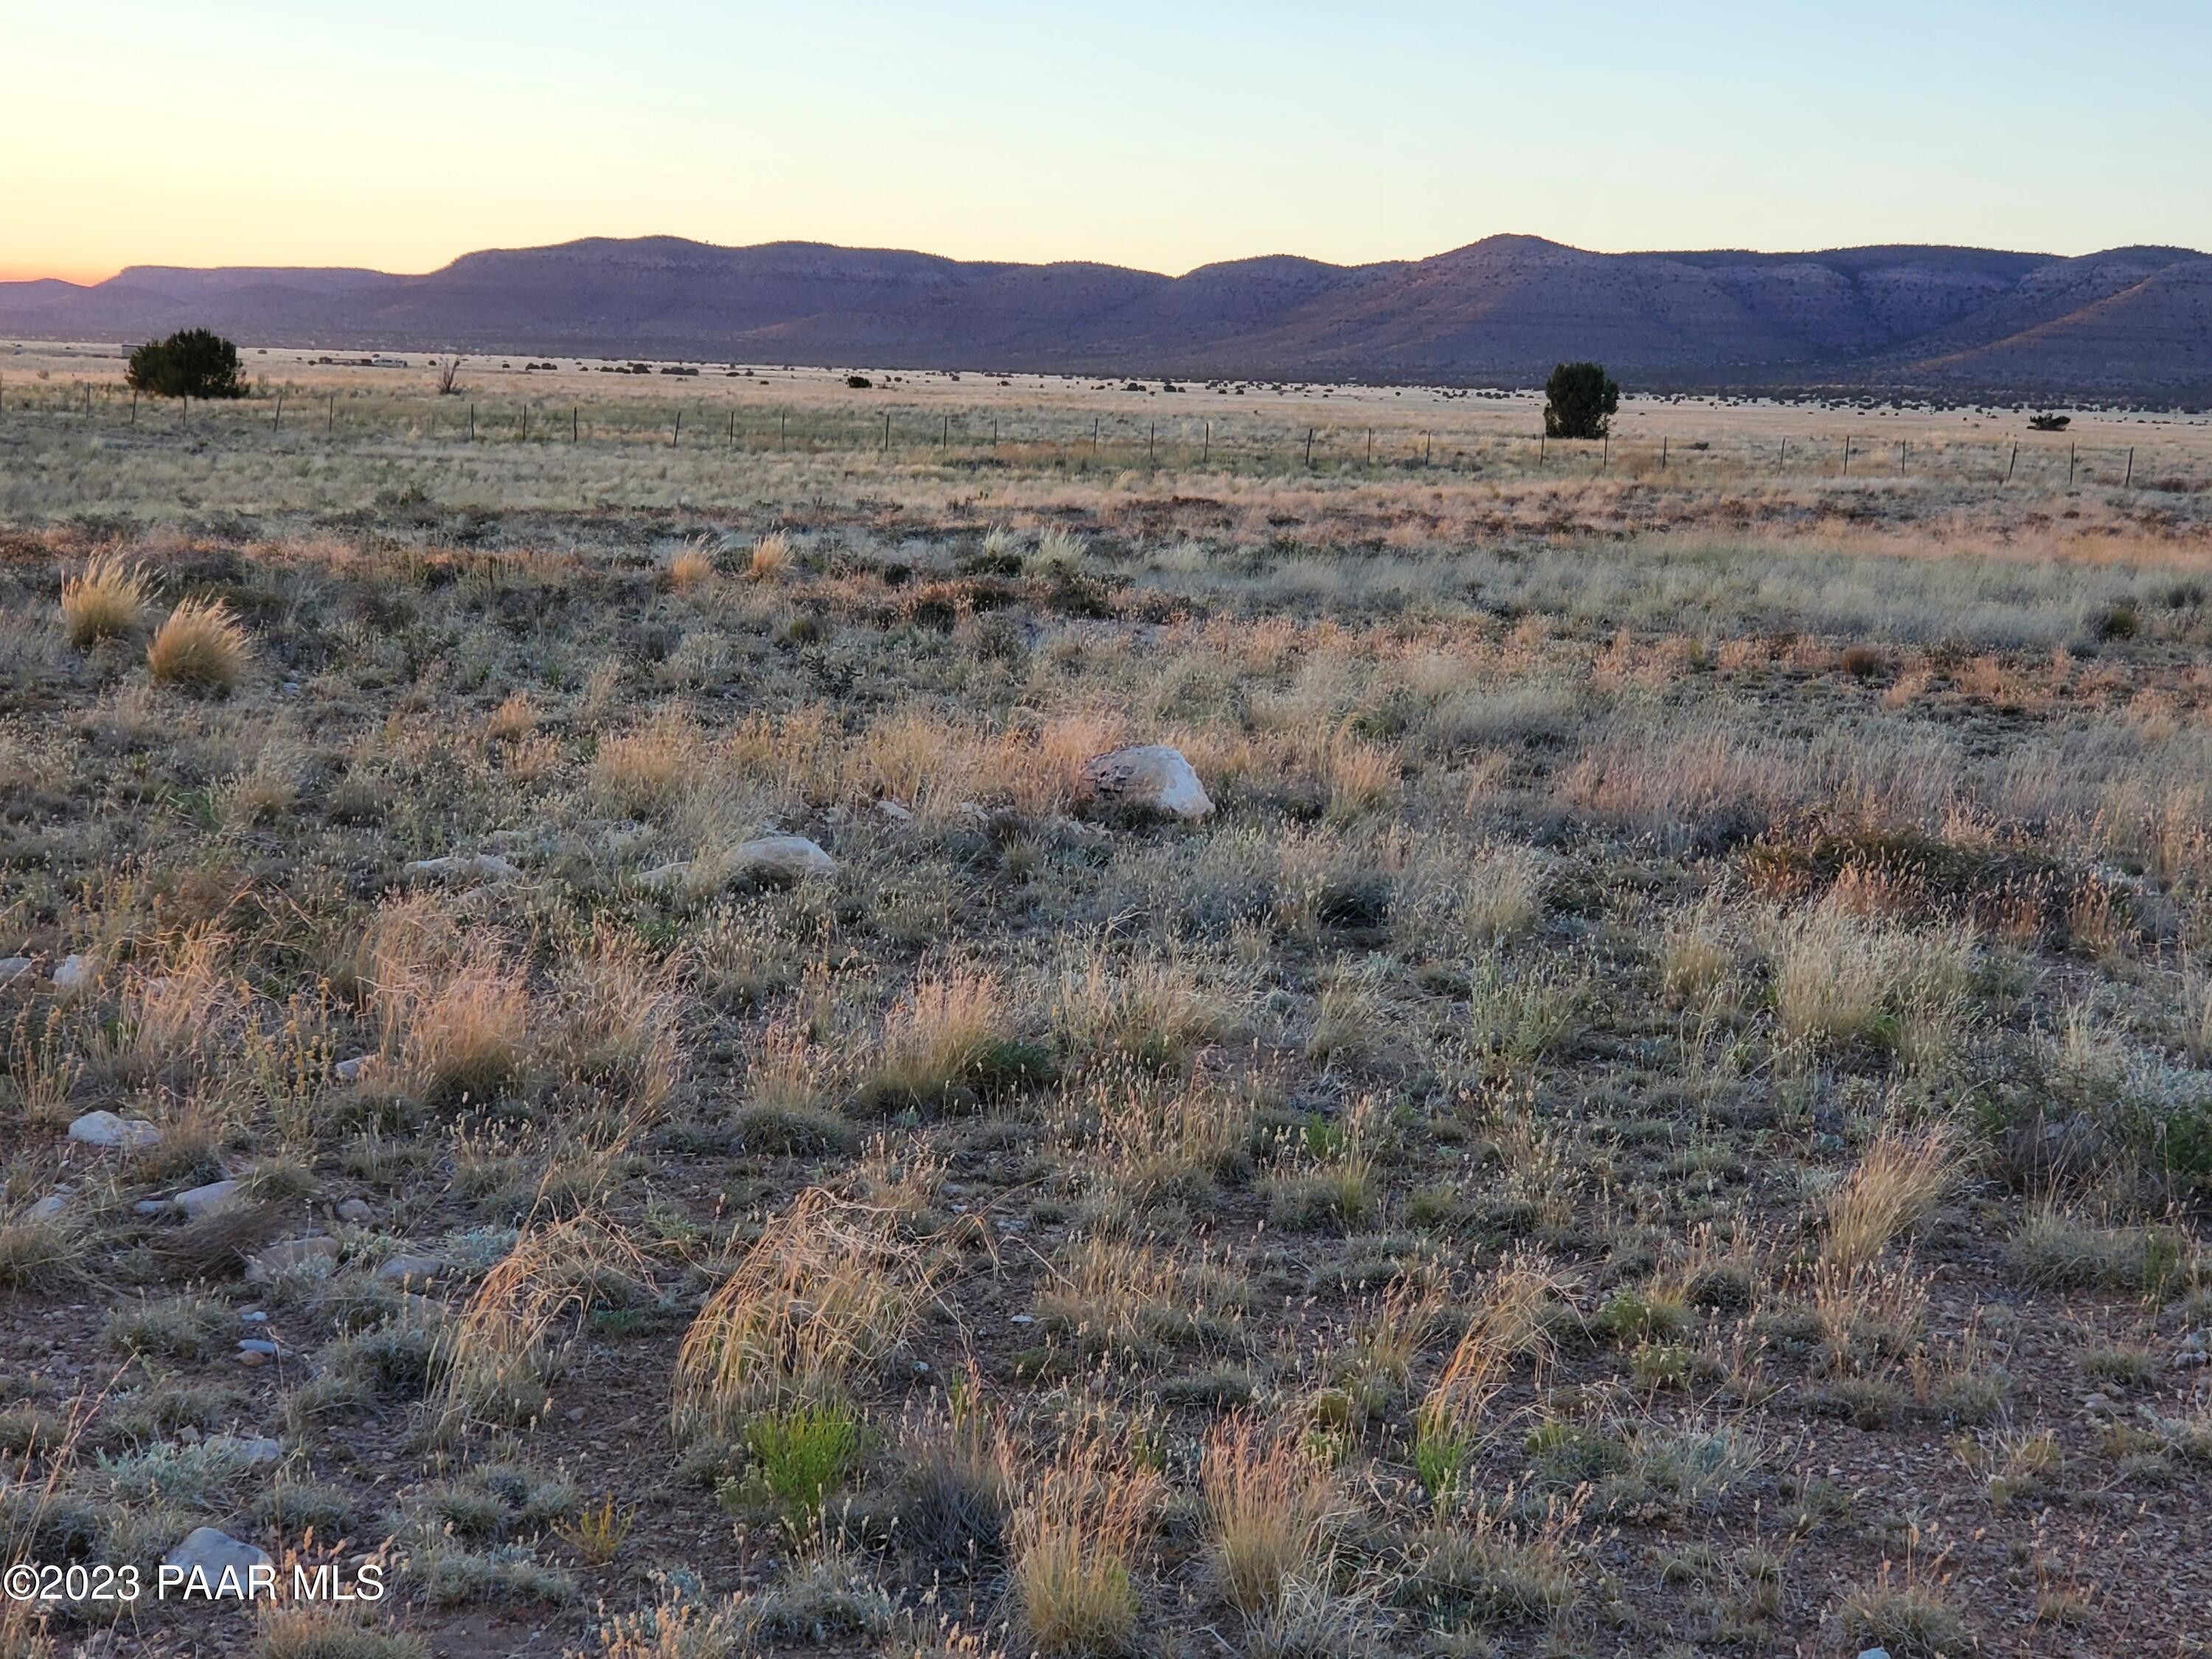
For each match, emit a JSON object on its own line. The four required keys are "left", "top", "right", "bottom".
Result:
{"left": 6, "top": 233, "right": 2210, "bottom": 401}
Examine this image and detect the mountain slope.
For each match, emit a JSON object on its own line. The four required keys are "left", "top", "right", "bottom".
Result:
{"left": 4, "top": 234, "right": 2208, "bottom": 399}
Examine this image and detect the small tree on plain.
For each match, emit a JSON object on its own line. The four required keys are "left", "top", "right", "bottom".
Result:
{"left": 434, "top": 355, "right": 466, "bottom": 396}
{"left": 1543, "top": 361, "right": 1620, "bottom": 440}
{"left": 125, "top": 329, "right": 247, "bottom": 400}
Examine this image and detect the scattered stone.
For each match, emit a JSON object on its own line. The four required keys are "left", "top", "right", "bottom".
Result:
{"left": 67, "top": 1110, "right": 162, "bottom": 1152}
{"left": 173, "top": 1179, "right": 242, "bottom": 1220}
{"left": 26, "top": 1192, "right": 71, "bottom": 1222}
{"left": 163, "top": 1528, "right": 272, "bottom": 1587}
{"left": 375, "top": 1253, "right": 446, "bottom": 1284}
{"left": 0, "top": 956, "right": 34, "bottom": 985}
{"left": 210, "top": 1434, "right": 284, "bottom": 1465}
{"left": 333, "top": 1056, "right": 369, "bottom": 1083}
{"left": 403, "top": 852, "right": 521, "bottom": 883}
{"left": 1859, "top": 1649, "right": 1893, "bottom": 1659}
{"left": 51, "top": 953, "right": 97, "bottom": 990}
{"left": 874, "top": 799, "right": 915, "bottom": 825}
{"left": 237, "top": 1339, "right": 279, "bottom": 1357}
{"left": 634, "top": 860, "right": 695, "bottom": 892}
{"left": 245, "top": 1237, "right": 339, "bottom": 1282}
{"left": 733, "top": 835, "right": 836, "bottom": 883}
{"left": 133, "top": 1199, "right": 172, "bottom": 1217}
{"left": 1079, "top": 745, "right": 1213, "bottom": 821}
{"left": 335, "top": 1197, "right": 372, "bottom": 1225}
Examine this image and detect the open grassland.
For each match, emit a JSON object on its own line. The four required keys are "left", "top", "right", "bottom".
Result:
{"left": 4, "top": 361, "right": 2212, "bottom": 1658}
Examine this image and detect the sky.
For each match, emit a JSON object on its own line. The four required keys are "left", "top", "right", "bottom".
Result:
{"left": 4, "top": 1, "right": 2208, "bottom": 284}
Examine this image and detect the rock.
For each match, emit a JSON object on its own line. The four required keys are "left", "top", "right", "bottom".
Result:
{"left": 67, "top": 1110, "right": 162, "bottom": 1152}
{"left": 333, "top": 1056, "right": 369, "bottom": 1082}
{"left": 133, "top": 1199, "right": 172, "bottom": 1217}
{"left": 403, "top": 852, "right": 521, "bottom": 883}
{"left": 1079, "top": 745, "right": 1213, "bottom": 821}
{"left": 245, "top": 1237, "right": 339, "bottom": 1282}
{"left": 733, "top": 835, "right": 836, "bottom": 883}
{"left": 375, "top": 1253, "right": 446, "bottom": 1284}
{"left": 236, "top": 1349, "right": 266, "bottom": 1368}
{"left": 51, "top": 953, "right": 97, "bottom": 990}
{"left": 634, "top": 860, "right": 695, "bottom": 891}
{"left": 335, "top": 1197, "right": 372, "bottom": 1224}
{"left": 874, "top": 799, "right": 915, "bottom": 825}
{"left": 209, "top": 1434, "right": 284, "bottom": 1465}
{"left": 237, "top": 1338, "right": 279, "bottom": 1357}
{"left": 0, "top": 956, "right": 34, "bottom": 985}
{"left": 25, "top": 1193, "right": 70, "bottom": 1223}
{"left": 173, "top": 1179, "right": 242, "bottom": 1220}
{"left": 1859, "top": 1649, "right": 1893, "bottom": 1659}
{"left": 163, "top": 1528, "right": 271, "bottom": 1591}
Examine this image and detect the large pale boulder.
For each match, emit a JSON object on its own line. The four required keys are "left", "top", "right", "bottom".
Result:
{"left": 1079, "top": 745, "right": 1213, "bottom": 821}
{"left": 69, "top": 1110, "right": 162, "bottom": 1152}
{"left": 734, "top": 835, "right": 837, "bottom": 882}
{"left": 162, "top": 1527, "right": 271, "bottom": 1593}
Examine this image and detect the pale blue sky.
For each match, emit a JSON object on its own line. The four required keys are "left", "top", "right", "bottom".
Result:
{"left": 4, "top": 1, "right": 2206, "bottom": 280}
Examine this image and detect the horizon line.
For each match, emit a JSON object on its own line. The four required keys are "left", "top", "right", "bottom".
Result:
{"left": 11, "top": 229, "right": 2208, "bottom": 291}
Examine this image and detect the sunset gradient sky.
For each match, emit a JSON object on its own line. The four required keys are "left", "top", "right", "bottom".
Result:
{"left": 4, "top": 0, "right": 2208, "bottom": 284}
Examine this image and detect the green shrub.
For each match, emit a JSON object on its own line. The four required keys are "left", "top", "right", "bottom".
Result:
{"left": 127, "top": 328, "right": 247, "bottom": 399}
{"left": 1543, "top": 361, "right": 1620, "bottom": 440}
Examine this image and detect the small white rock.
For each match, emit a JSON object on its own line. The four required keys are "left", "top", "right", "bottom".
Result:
{"left": 335, "top": 1197, "right": 372, "bottom": 1224}
{"left": 0, "top": 956, "right": 34, "bottom": 985}
{"left": 67, "top": 1110, "right": 161, "bottom": 1152}
{"left": 209, "top": 1434, "right": 285, "bottom": 1465}
{"left": 1079, "top": 745, "right": 1213, "bottom": 821}
{"left": 51, "top": 953, "right": 97, "bottom": 990}
{"left": 162, "top": 1528, "right": 271, "bottom": 1590}
{"left": 333, "top": 1056, "right": 369, "bottom": 1082}
{"left": 733, "top": 834, "right": 836, "bottom": 882}
{"left": 874, "top": 799, "right": 916, "bottom": 824}
{"left": 375, "top": 1253, "right": 446, "bottom": 1284}
{"left": 173, "top": 1179, "right": 242, "bottom": 1220}
{"left": 634, "top": 860, "right": 695, "bottom": 892}
{"left": 245, "top": 1237, "right": 339, "bottom": 1282}
{"left": 403, "top": 852, "right": 521, "bottom": 882}
{"left": 25, "top": 1193, "right": 70, "bottom": 1223}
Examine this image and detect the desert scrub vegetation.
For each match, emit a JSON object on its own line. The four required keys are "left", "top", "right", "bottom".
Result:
{"left": 1, "top": 385, "right": 2211, "bottom": 1654}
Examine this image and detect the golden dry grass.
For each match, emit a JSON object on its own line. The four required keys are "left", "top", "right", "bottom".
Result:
{"left": 58, "top": 553, "right": 148, "bottom": 647}
{"left": 670, "top": 1187, "right": 927, "bottom": 1436}
{"left": 145, "top": 596, "right": 250, "bottom": 692}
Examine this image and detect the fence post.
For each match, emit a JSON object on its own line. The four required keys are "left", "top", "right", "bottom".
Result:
{"left": 1424, "top": 431, "right": 1432, "bottom": 466}
{"left": 521, "top": 403, "right": 529, "bottom": 442}
{"left": 272, "top": 393, "right": 282, "bottom": 433}
{"left": 1202, "top": 420, "right": 1210, "bottom": 465}
{"left": 2125, "top": 446, "right": 2134, "bottom": 488}
{"left": 326, "top": 395, "right": 333, "bottom": 435}
{"left": 573, "top": 406, "right": 579, "bottom": 442}
{"left": 1304, "top": 428, "right": 1315, "bottom": 468}
{"left": 1366, "top": 427, "right": 1373, "bottom": 466}
{"left": 467, "top": 403, "right": 474, "bottom": 442}
{"left": 1841, "top": 437, "right": 1850, "bottom": 477}
{"left": 131, "top": 391, "right": 138, "bottom": 426}
{"left": 2006, "top": 441, "right": 2017, "bottom": 482}
{"left": 1601, "top": 433, "right": 1608, "bottom": 470}
{"left": 1148, "top": 422, "right": 1155, "bottom": 464}
{"left": 2067, "top": 442, "right": 2076, "bottom": 488}
{"left": 1660, "top": 435, "right": 1666, "bottom": 470}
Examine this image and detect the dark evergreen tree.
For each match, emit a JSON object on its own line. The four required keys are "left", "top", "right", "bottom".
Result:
{"left": 126, "top": 329, "right": 248, "bottom": 399}
{"left": 1543, "top": 361, "right": 1621, "bottom": 439}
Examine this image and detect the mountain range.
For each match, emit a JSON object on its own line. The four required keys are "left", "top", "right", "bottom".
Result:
{"left": 7, "top": 234, "right": 2211, "bottom": 401}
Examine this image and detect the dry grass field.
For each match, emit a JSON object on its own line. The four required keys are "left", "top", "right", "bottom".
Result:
{"left": 4, "top": 346, "right": 2212, "bottom": 1658}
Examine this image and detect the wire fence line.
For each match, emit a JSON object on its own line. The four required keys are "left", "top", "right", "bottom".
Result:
{"left": 2, "top": 377, "right": 2206, "bottom": 493}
